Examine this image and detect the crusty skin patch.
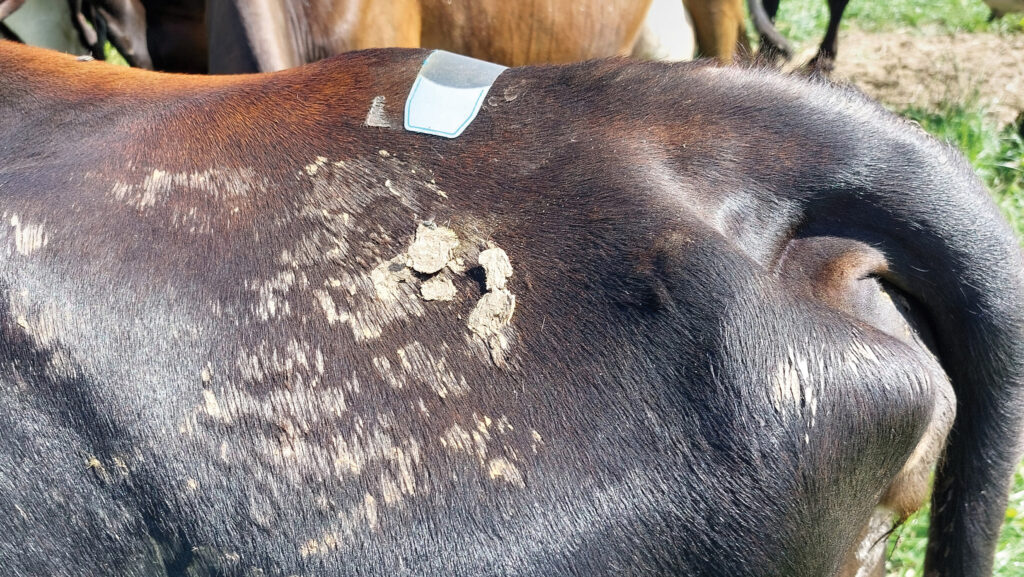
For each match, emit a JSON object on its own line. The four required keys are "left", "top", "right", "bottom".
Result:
{"left": 407, "top": 223, "right": 459, "bottom": 274}
{"left": 478, "top": 247, "right": 513, "bottom": 291}
{"left": 467, "top": 291, "right": 516, "bottom": 337}
{"left": 466, "top": 246, "right": 516, "bottom": 367}
{"left": 362, "top": 224, "right": 516, "bottom": 368}
{"left": 369, "top": 223, "right": 463, "bottom": 305}
{"left": 371, "top": 255, "right": 417, "bottom": 303}
{"left": 420, "top": 275, "right": 457, "bottom": 301}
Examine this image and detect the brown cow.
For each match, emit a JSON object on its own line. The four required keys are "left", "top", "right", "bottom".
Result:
{"left": 683, "top": 0, "right": 752, "bottom": 62}
{"left": 207, "top": 0, "right": 736, "bottom": 73}
{"left": 2, "top": 40, "right": 1023, "bottom": 577}
{"left": 206, "top": 0, "right": 659, "bottom": 72}
{"left": 4, "top": 0, "right": 737, "bottom": 72}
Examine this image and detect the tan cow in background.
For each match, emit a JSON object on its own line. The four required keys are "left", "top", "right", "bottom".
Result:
{"left": 1, "top": 0, "right": 743, "bottom": 73}
{"left": 205, "top": 0, "right": 700, "bottom": 73}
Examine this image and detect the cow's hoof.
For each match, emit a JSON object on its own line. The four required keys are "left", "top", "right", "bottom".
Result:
{"left": 755, "top": 44, "right": 792, "bottom": 68}
{"left": 806, "top": 54, "right": 836, "bottom": 77}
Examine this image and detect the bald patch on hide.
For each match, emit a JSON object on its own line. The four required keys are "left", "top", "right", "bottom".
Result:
{"left": 8, "top": 214, "right": 48, "bottom": 255}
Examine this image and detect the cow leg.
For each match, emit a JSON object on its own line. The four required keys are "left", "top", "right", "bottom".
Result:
{"left": 0, "top": 21, "right": 20, "bottom": 41}
{"left": 682, "top": 0, "right": 749, "bottom": 63}
{"left": 781, "top": 236, "right": 958, "bottom": 577}
{"left": 838, "top": 328, "right": 957, "bottom": 577}
{"left": 141, "top": 0, "right": 208, "bottom": 73}
{"left": 207, "top": 0, "right": 300, "bottom": 73}
{"left": 205, "top": 0, "right": 266, "bottom": 73}
{"left": 95, "top": 0, "right": 153, "bottom": 69}
{"left": 0, "top": 0, "right": 26, "bottom": 20}
{"left": 748, "top": 0, "right": 792, "bottom": 64}
{"left": 0, "top": 0, "right": 25, "bottom": 43}
{"left": 807, "top": 0, "right": 850, "bottom": 74}
{"left": 66, "top": 0, "right": 107, "bottom": 60}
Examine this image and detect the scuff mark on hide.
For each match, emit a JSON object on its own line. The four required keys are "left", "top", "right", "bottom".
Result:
{"left": 305, "top": 156, "right": 328, "bottom": 177}
{"left": 440, "top": 414, "right": 526, "bottom": 488}
{"left": 5, "top": 291, "right": 80, "bottom": 381}
{"left": 364, "top": 95, "right": 393, "bottom": 128}
{"left": 105, "top": 167, "right": 261, "bottom": 222}
{"left": 393, "top": 340, "right": 470, "bottom": 399}
{"left": 770, "top": 346, "right": 818, "bottom": 437}
{"left": 297, "top": 492, "right": 380, "bottom": 558}
{"left": 8, "top": 214, "right": 48, "bottom": 255}
{"left": 487, "top": 457, "right": 525, "bottom": 488}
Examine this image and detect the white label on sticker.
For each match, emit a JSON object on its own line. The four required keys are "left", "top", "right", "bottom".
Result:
{"left": 404, "top": 50, "right": 508, "bottom": 139}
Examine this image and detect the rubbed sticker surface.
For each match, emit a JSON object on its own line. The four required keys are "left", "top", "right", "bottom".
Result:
{"left": 404, "top": 50, "right": 508, "bottom": 139}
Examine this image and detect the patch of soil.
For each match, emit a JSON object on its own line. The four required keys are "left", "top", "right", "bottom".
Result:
{"left": 827, "top": 28, "right": 1024, "bottom": 126}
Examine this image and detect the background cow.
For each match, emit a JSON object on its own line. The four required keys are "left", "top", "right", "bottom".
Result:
{"left": 205, "top": 0, "right": 703, "bottom": 72}
{"left": 748, "top": 0, "right": 852, "bottom": 71}
{"left": 0, "top": 0, "right": 717, "bottom": 73}
{"left": 984, "top": 0, "right": 1024, "bottom": 19}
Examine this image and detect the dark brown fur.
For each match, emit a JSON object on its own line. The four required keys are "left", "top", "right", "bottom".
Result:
{"left": 1, "top": 42, "right": 1021, "bottom": 577}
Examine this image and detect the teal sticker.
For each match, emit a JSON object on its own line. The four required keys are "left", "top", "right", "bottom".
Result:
{"left": 404, "top": 51, "right": 508, "bottom": 139}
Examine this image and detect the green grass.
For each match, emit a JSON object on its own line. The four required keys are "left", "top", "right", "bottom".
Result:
{"left": 900, "top": 100, "right": 1024, "bottom": 241}
{"left": 884, "top": 101, "right": 1024, "bottom": 575}
{"left": 768, "top": 0, "right": 1024, "bottom": 45}
{"left": 102, "top": 42, "right": 128, "bottom": 67}
{"left": 886, "top": 468, "right": 1024, "bottom": 575}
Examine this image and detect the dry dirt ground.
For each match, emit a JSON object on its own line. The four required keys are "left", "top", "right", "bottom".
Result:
{"left": 823, "top": 28, "right": 1024, "bottom": 126}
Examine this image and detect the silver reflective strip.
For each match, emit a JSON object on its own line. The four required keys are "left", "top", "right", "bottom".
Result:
{"left": 404, "top": 50, "right": 508, "bottom": 139}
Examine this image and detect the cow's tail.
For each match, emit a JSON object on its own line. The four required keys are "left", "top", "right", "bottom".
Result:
{"left": 746, "top": 0, "right": 792, "bottom": 62}
{"left": 828, "top": 118, "right": 1024, "bottom": 576}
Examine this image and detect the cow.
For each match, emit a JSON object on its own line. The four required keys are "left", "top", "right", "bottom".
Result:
{"left": 748, "top": 0, "right": 852, "bottom": 72}
{"left": 682, "top": 0, "right": 752, "bottom": 63}
{"left": 67, "top": 0, "right": 151, "bottom": 68}
{"left": 984, "top": 0, "right": 1024, "bottom": 19}
{"left": 206, "top": 0, "right": 695, "bottom": 73}
{"left": 6, "top": 0, "right": 714, "bottom": 73}
{"left": 2, "top": 40, "right": 1023, "bottom": 577}
{"left": 65, "top": 0, "right": 206, "bottom": 72}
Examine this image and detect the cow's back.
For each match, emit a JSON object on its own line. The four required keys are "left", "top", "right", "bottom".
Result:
{"left": 1, "top": 43, "right": 1021, "bottom": 577}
